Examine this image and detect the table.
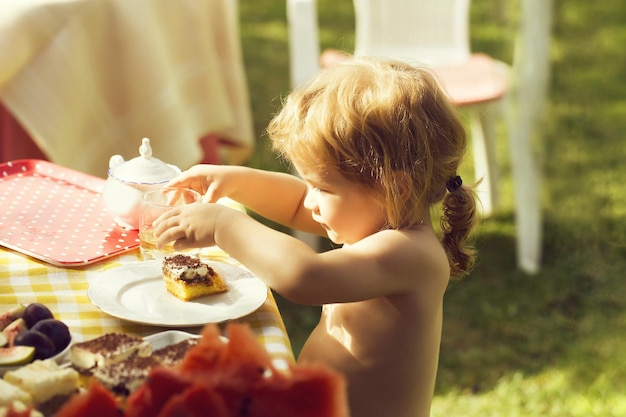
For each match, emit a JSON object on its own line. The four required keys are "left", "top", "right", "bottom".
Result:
{"left": 0, "top": 0, "right": 255, "bottom": 176}
{"left": 0, "top": 248, "right": 295, "bottom": 370}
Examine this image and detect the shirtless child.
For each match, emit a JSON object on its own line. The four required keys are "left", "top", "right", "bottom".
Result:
{"left": 153, "top": 56, "right": 479, "bottom": 417}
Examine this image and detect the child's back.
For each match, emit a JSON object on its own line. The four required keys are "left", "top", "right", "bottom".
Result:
{"left": 298, "top": 225, "right": 450, "bottom": 417}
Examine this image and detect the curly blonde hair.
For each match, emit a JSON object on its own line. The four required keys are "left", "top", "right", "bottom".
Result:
{"left": 267, "top": 57, "right": 478, "bottom": 278}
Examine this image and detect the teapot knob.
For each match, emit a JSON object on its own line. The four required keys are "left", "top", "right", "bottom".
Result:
{"left": 139, "top": 138, "right": 153, "bottom": 159}
{"left": 109, "top": 154, "right": 125, "bottom": 169}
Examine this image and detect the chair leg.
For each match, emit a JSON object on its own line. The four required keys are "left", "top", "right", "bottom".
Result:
{"left": 512, "top": 171, "right": 542, "bottom": 274}
{"left": 508, "top": 105, "right": 542, "bottom": 274}
{"left": 504, "top": 0, "right": 551, "bottom": 274}
{"left": 470, "top": 104, "right": 499, "bottom": 216}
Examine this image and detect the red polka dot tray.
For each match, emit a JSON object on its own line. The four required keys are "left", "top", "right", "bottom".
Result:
{"left": 0, "top": 159, "right": 139, "bottom": 266}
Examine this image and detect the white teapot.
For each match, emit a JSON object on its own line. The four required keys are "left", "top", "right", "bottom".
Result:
{"left": 102, "top": 138, "right": 181, "bottom": 229}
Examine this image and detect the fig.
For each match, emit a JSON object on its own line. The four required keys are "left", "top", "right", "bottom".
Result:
{"left": 0, "top": 305, "right": 26, "bottom": 331}
{"left": 30, "top": 319, "right": 72, "bottom": 354}
{"left": 23, "top": 303, "right": 54, "bottom": 328}
{"left": 0, "top": 332, "right": 7, "bottom": 348}
{"left": 1, "top": 318, "right": 27, "bottom": 345}
{"left": 14, "top": 330, "right": 55, "bottom": 360}
{"left": 0, "top": 345, "right": 35, "bottom": 366}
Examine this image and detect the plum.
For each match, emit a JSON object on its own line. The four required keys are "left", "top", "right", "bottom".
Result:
{"left": 30, "top": 318, "right": 72, "bottom": 354}
{"left": 23, "top": 303, "right": 54, "bottom": 328}
{"left": 14, "top": 330, "right": 55, "bottom": 360}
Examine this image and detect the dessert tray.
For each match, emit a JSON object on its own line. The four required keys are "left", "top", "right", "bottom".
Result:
{"left": 88, "top": 260, "right": 268, "bottom": 326}
{"left": 0, "top": 160, "right": 139, "bottom": 266}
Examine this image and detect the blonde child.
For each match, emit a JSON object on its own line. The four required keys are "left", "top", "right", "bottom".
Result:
{"left": 153, "top": 56, "right": 478, "bottom": 417}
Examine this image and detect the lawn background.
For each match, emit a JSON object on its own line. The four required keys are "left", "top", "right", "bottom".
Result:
{"left": 237, "top": 0, "right": 626, "bottom": 415}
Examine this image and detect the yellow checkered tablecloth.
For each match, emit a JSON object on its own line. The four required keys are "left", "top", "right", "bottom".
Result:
{"left": 0, "top": 247, "right": 295, "bottom": 369}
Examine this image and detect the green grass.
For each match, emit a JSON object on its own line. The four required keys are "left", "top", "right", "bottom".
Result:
{"left": 238, "top": 0, "right": 626, "bottom": 415}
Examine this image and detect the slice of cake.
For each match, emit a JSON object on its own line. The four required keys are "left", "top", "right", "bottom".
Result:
{"left": 3, "top": 359, "right": 79, "bottom": 405}
{"left": 69, "top": 333, "right": 151, "bottom": 371}
{"left": 92, "top": 355, "right": 162, "bottom": 396}
{"left": 92, "top": 337, "right": 200, "bottom": 396}
{"left": 162, "top": 255, "right": 228, "bottom": 301}
{"left": 152, "top": 336, "right": 200, "bottom": 366}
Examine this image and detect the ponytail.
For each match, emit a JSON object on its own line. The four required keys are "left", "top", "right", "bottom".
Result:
{"left": 440, "top": 179, "right": 479, "bottom": 278}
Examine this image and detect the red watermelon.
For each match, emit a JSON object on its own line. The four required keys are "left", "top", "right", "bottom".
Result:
{"left": 181, "top": 322, "right": 273, "bottom": 386}
{"left": 125, "top": 367, "right": 193, "bottom": 417}
{"left": 55, "top": 379, "right": 121, "bottom": 417}
{"left": 6, "top": 407, "right": 36, "bottom": 417}
{"left": 157, "top": 384, "right": 230, "bottom": 417}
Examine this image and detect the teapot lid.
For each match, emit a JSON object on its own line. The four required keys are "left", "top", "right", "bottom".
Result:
{"left": 108, "top": 138, "right": 180, "bottom": 184}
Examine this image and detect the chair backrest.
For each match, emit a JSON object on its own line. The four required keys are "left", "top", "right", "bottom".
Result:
{"left": 353, "top": 0, "right": 471, "bottom": 66}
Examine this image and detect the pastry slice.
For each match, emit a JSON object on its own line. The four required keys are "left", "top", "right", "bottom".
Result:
{"left": 69, "top": 333, "right": 151, "bottom": 371}
{"left": 92, "top": 337, "right": 200, "bottom": 396}
{"left": 162, "top": 255, "right": 228, "bottom": 301}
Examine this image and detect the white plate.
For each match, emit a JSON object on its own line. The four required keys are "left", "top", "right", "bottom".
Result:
{"left": 88, "top": 260, "right": 268, "bottom": 326}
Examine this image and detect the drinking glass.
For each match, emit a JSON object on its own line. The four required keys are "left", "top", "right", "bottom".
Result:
{"left": 139, "top": 187, "right": 202, "bottom": 260}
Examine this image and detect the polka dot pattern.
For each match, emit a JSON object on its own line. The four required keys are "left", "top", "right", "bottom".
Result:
{"left": 0, "top": 160, "right": 139, "bottom": 265}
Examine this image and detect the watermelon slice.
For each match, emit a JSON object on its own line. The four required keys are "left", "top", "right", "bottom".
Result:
{"left": 55, "top": 379, "right": 121, "bottom": 417}
{"left": 158, "top": 384, "right": 230, "bottom": 417}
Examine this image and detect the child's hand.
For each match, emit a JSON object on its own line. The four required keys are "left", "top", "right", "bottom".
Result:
{"left": 166, "top": 165, "right": 240, "bottom": 203}
{"left": 153, "top": 203, "right": 225, "bottom": 251}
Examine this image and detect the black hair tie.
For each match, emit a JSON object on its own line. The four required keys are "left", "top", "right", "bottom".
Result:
{"left": 446, "top": 175, "right": 463, "bottom": 192}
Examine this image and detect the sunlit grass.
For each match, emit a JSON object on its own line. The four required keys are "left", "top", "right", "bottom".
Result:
{"left": 433, "top": 369, "right": 626, "bottom": 417}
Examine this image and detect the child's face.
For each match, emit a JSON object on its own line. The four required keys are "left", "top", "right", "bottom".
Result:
{"left": 295, "top": 163, "right": 387, "bottom": 245}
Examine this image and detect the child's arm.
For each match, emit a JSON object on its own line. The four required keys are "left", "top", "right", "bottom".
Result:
{"left": 166, "top": 164, "right": 324, "bottom": 234}
{"left": 154, "top": 203, "right": 448, "bottom": 305}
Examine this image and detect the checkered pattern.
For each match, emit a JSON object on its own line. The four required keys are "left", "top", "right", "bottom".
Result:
{"left": 0, "top": 248, "right": 295, "bottom": 369}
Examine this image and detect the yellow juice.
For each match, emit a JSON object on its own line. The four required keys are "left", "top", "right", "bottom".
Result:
{"left": 139, "top": 229, "right": 177, "bottom": 260}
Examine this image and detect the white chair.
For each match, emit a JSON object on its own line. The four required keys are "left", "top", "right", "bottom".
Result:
{"left": 287, "top": 0, "right": 543, "bottom": 273}
{"left": 289, "top": 0, "right": 508, "bottom": 215}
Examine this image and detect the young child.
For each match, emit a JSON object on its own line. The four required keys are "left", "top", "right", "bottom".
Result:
{"left": 153, "top": 56, "right": 478, "bottom": 417}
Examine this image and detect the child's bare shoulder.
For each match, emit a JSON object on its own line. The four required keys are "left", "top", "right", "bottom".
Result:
{"left": 355, "top": 226, "right": 450, "bottom": 289}
{"left": 376, "top": 225, "right": 447, "bottom": 263}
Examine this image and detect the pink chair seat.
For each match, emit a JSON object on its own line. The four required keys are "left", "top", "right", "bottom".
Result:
{"left": 435, "top": 53, "right": 508, "bottom": 106}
